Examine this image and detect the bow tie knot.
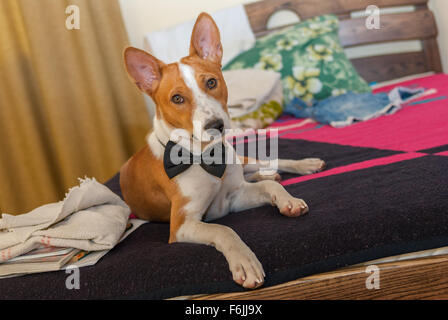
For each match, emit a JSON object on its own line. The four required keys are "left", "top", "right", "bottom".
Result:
{"left": 163, "top": 140, "right": 227, "bottom": 179}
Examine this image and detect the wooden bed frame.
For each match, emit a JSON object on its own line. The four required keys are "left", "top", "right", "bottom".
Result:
{"left": 190, "top": 0, "right": 446, "bottom": 300}
{"left": 245, "top": 0, "right": 443, "bottom": 82}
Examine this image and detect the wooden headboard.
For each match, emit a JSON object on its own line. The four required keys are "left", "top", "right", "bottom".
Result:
{"left": 243, "top": 0, "right": 443, "bottom": 82}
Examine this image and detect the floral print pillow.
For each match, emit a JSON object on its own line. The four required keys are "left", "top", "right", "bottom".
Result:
{"left": 223, "top": 15, "right": 371, "bottom": 118}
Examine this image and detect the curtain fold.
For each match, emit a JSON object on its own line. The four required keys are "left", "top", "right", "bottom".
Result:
{"left": 0, "top": 0, "right": 151, "bottom": 214}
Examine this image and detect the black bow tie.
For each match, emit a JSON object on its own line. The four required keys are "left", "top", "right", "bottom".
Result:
{"left": 163, "top": 140, "right": 227, "bottom": 179}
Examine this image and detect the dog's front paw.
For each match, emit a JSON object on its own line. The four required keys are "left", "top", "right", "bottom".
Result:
{"left": 229, "top": 246, "right": 265, "bottom": 289}
{"left": 292, "top": 158, "right": 326, "bottom": 175}
{"left": 274, "top": 196, "right": 309, "bottom": 217}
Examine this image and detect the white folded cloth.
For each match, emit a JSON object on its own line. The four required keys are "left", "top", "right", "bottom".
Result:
{"left": 0, "top": 178, "right": 130, "bottom": 263}
{"left": 224, "top": 69, "right": 283, "bottom": 118}
{"left": 144, "top": 5, "right": 255, "bottom": 65}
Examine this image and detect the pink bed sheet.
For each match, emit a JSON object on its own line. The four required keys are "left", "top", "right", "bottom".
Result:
{"left": 271, "top": 74, "right": 448, "bottom": 152}
{"left": 269, "top": 73, "right": 448, "bottom": 186}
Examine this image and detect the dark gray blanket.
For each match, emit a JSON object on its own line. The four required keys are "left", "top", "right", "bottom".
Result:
{"left": 1, "top": 139, "right": 447, "bottom": 299}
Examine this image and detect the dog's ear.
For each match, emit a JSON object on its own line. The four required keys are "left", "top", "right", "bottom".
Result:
{"left": 189, "top": 12, "right": 223, "bottom": 65}
{"left": 124, "top": 47, "right": 164, "bottom": 95}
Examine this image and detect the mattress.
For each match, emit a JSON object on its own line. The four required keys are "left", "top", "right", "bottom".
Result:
{"left": 268, "top": 72, "right": 448, "bottom": 265}
{"left": 0, "top": 74, "right": 447, "bottom": 299}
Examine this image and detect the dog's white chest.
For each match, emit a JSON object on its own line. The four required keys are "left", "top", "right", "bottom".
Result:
{"left": 203, "top": 163, "right": 245, "bottom": 221}
{"left": 175, "top": 165, "right": 222, "bottom": 220}
{"left": 174, "top": 145, "right": 245, "bottom": 222}
{"left": 205, "top": 143, "right": 246, "bottom": 221}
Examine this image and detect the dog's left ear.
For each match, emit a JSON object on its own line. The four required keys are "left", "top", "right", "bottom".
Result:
{"left": 190, "top": 12, "right": 223, "bottom": 65}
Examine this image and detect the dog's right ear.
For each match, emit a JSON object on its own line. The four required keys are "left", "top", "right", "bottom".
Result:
{"left": 124, "top": 47, "right": 164, "bottom": 95}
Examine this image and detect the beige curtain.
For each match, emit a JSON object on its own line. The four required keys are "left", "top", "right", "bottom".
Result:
{"left": 0, "top": 0, "right": 151, "bottom": 214}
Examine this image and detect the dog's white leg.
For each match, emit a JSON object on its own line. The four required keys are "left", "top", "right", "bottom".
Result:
{"left": 240, "top": 155, "right": 325, "bottom": 177}
{"left": 277, "top": 158, "right": 326, "bottom": 175}
{"left": 175, "top": 217, "right": 265, "bottom": 289}
{"left": 244, "top": 171, "right": 281, "bottom": 182}
{"left": 241, "top": 162, "right": 262, "bottom": 173}
{"left": 240, "top": 158, "right": 281, "bottom": 182}
{"left": 230, "top": 180, "right": 308, "bottom": 217}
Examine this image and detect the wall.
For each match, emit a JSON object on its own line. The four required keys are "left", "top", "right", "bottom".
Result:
{"left": 118, "top": 0, "right": 257, "bottom": 49}
{"left": 428, "top": 0, "right": 448, "bottom": 73}
{"left": 118, "top": 0, "right": 448, "bottom": 116}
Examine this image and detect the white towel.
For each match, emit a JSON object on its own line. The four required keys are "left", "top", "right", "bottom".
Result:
{"left": 0, "top": 178, "right": 130, "bottom": 263}
{"left": 144, "top": 5, "right": 255, "bottom": 65}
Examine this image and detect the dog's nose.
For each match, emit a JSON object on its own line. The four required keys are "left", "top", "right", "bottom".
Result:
{"left": 204, "top": 119, "right": 224, "bottom": 133}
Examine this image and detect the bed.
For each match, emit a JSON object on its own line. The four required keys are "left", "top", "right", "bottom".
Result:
{"left": 0, "top": 0, "right": 447, "bottom": 300}
{"left": 192, "top": 73, "right": 448, "bottom": 300}
{"left": 191, "top": 0, "right": 447, "bottom": 300}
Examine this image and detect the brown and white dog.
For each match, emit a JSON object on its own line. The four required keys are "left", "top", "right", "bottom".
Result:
{"left": 120, "top": 13, "right": 325, "bottom": 289}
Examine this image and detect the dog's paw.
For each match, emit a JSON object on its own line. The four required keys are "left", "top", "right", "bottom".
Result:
{"left": 275, "top": 196, "right": 309, "bottom": 217}
{"left": 292, "top": 158, "right": 326, "bottom": 175}
{"left": 229, "top": 246, "right": 265, "bottom": 289}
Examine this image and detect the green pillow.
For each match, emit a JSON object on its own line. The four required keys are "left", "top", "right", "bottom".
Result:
{"left": 223, "top": 14, "right": 371, "bottom": 118}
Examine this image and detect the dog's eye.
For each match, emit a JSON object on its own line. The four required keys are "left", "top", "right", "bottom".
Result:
{"left": 171, "top": 94, "right": 184, "bottom": 104}
{"left": 206, "top": 78, "right": 217, "bottom": 90}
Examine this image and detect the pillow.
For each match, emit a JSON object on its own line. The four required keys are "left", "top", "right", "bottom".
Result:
{"left": 144, "top": 5, "right": 255, "bottom": 65}
{"left": 223, "top": 15, "right": 371, "bottom": 118}
{"left": 223, "top": 69, "right": 283, "bottom": 129}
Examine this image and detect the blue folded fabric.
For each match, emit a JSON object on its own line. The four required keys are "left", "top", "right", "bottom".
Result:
{"left": 284, "top": 87, "right": 426, "bottom": 127}
{"left": 309, "top": 91, "right": 391, "bottom": 126}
